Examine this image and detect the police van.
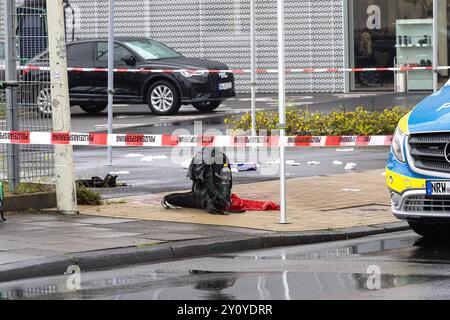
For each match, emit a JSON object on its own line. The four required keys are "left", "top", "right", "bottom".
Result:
{"left": 387, "top": 80, "right": 450, "bottom": 237}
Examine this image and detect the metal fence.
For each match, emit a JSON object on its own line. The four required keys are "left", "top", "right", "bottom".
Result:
{"left": 2, "top": 0, "right": 54, "bottom": 188}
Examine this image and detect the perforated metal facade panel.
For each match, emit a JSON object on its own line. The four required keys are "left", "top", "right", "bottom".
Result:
{"left": 0, "top": 0, "right": 345, "bottom": 92}
{"left": 66, "top": 0, "right": 345, "bottom": 93}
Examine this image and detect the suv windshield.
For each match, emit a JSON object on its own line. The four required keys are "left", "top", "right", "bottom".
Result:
{"left": 124, "top": 40, "right": 182, "bottom": 60}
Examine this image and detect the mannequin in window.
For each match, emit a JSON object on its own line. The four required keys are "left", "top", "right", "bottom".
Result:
{"left": 356, "top": 32, "right": 378, "bottom": 87}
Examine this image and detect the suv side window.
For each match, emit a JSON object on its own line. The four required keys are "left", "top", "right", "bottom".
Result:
{"left": 96, "top": 42, "right": 132, "bottom": 61}
{"left": 67, "top": 42, "right": 94, "bottom": 61}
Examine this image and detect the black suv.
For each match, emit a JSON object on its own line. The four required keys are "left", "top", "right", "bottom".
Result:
{"left": 25, "top": 38, "right": 236, "bottom": 116}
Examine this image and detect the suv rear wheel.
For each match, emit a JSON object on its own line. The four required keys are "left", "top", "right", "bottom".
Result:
{"left": 147, "top": 81, "right": 181, "bottom": 116}
{"left": 193, "top": 101, "right": 222, "bottom": 113}
{"left": 79, "top": 104, "right": 107, "bottom": 114}
{"left": 36, "top": 86, "right": 52, "bottom": 118}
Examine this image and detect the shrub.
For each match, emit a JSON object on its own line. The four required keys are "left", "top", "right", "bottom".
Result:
{"left": 76, "top": 183, "right": 103, "bottom": 206}
{"left": 224, "top": 106, "right": 410, "bottom": 136}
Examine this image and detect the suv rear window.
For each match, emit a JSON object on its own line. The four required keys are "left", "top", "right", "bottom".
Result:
{"left": 67, "top": 42, "right": 94, "bottom": 61}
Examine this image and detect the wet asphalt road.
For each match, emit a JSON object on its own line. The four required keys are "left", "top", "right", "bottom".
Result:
{"left": 70, "top": 92, "right": 428, "bottom": 133}
{"left": 3, "top": 231, "right": 450, "bottom": 300}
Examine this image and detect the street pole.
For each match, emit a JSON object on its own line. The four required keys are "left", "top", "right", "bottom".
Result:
{"left": 250, "top": 0, "right": 257, "bottom": 137}
{"left": 433, "top": 0, "right": 439, "bottom": 92}
{"left": 47, "top": 0, "right": 78, "bottom": 214}
{"left": 5, "top": 0, "right": 20, "bottom": 192}
{"left": 277, "top": 0, "right": 287, "bottom": 224}
{"left": 106, "top": 0, "right": 115, "bottom": 166}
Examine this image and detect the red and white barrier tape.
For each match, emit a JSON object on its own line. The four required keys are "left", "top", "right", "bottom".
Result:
{"left": 1, "top": 65, "right": 447, "bottom": 74}
{"left": 0, "top": 131, "right": 393, "bottom": 148}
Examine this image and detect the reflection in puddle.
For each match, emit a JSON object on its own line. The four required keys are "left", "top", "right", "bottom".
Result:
{"left": 218, "top": 237, "right": 418, "bottom": 261}
{"left": 3, "top": 270, "right": 450, "bottom": 300}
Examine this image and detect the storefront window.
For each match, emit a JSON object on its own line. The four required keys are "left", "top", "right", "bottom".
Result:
{"left": 350, "top": 0, "right": 443, "bottom": 91}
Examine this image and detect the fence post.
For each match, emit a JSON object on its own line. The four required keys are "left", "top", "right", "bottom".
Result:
{"left": 5, "top": 0, "right": 20, "bottom": 192}
{"left": 47, "top": 0, "right": 78, "bottom": 214}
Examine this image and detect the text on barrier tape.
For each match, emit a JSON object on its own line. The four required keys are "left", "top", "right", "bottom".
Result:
{"left": 0, "top": 131, "right": 393, "bottom": 148}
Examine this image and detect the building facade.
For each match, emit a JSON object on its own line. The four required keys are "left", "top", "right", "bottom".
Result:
{"left": 1, "top": 0, "right": 449, "bottom": 93}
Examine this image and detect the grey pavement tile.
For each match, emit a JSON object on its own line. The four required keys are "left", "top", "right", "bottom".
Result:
{"left": 5, "top": 248, "right": 60, "bottom": 257}
{"left": 29, "top": 235, "right": 81, "bottom": 245}
{"left": 137, "top": 233, "right": 210, "bottom": 241}
{"left": 76, "top": 217, "right": 136, "bottom": 225}
{"left": 55, "top": 227, "right": 115, "bottom": 235}
{"left": 0, "top": 224, "right": 46, "bottom": 232}
{"left": 101, "top": 220, "right": 207, "bottom": 232}
{"left": 77, "top": 231, "right": 144, "bottom": 239}
{"left": 4, "top": 214, "right": 65, "bottom": 222}
{"left": 25, "top": 221, "right": 90, "bottom": 228}
{"left": 35, "top": 238, "right": 161, "bottom": 253}
{"left": 0, "top": 252, "right": 43, "bottom": 265}
{"left": 0, "top": 241, "right": 33, "bottom": 251}
{"left": 0, "top": 229, "right": 68, "bottom": 240}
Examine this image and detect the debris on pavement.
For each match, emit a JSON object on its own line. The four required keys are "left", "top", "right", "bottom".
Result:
{"left": 229, "top": 194, "right": 280, "bottom": 212}
{"left": 345, "top": 163, "right": 357, "bottom": 170}
{"left": 108, "top": 171, "right": 130, "bottom": 175}
{"left": 342, "top": 188, "right": 362, "bottom": 192}
{"left": 180, "top": 159, "right": 192, "bottom": 169}
{"left": 262, "top": 159, "right": 281, "bottom": 166}
{"left": 124, "top": 153, "right": 145, "bottom": 158}
{"left": 232, "top": 163, "right": 258, "bottom": 171}
{"left": 336, "top": 148, "right": 355, "bottom": 152}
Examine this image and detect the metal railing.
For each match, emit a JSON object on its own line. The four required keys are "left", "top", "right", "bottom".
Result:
{"left": 2, "top": 0, "right": 54, "bottom": 189}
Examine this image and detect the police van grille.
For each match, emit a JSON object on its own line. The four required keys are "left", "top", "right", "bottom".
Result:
{"left": 409, "top": 133, "right": 450, "bottom": 174}
{"left": 404, "top": 195, "right": 450, "bottom": 213}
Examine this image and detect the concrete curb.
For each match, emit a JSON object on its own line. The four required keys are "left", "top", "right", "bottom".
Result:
{"left": 0, "top": 222, "right": 409, "bottom": 283}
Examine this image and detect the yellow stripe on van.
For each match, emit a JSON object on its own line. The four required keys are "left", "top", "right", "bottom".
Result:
{"left": 386, "top": 169, "right": 426, "bottom": 194}
{"left": 397, "top": 112, "right": 411, "bottom": 135}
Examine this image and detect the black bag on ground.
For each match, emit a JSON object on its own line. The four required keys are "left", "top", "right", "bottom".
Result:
{"left": 77, "top": 174, "right": 118, "bottom": 188}
{"left": 162, "top": 148, "right": 232, "bottom": 215}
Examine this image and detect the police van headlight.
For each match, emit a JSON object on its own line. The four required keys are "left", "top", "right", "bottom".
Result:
{"left": 392, "top": 127, "right": 407, "bottom": 163}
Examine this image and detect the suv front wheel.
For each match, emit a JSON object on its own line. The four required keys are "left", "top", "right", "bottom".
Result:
{"left": 147, "top": 81, "right": 181, "bottom": 116}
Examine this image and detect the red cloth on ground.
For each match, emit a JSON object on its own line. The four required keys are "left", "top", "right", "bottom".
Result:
{"left": 229, "top": 194, "right": 280, "bottom": 212}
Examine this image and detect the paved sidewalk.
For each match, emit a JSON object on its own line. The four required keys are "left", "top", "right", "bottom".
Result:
{"left": 0, "top": 170, "right": 407, "bottom": 282}
{"left": 80, "top": 170, "right": 397, "bottom": 232}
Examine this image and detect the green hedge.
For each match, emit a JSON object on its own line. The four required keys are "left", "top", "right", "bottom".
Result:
{"left": 224, "top": 106, "right": 410, "bottom": 136}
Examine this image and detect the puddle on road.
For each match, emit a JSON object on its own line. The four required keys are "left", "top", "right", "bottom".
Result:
{"left": 4, "top": 269, "right": 449, "bottom": 300}
{"left": 217, "top": 237, "right": 418, "bottom": 261}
